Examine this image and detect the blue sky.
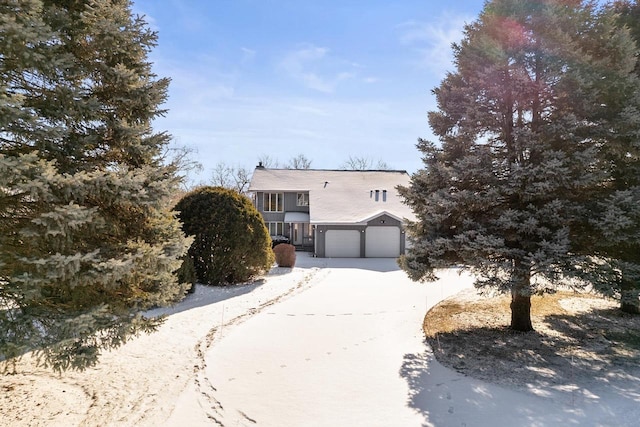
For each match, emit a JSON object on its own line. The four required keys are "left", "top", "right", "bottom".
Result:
{"left": 133, "top": 0, "right": 488, "bottom": 184}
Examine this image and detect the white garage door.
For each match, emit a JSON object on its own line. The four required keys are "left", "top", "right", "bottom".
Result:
{"left": 325, "top": 230, "right": 361, "bottom": 258}
{"left": 366, "top": 226, "right": 401, "bottom": 258}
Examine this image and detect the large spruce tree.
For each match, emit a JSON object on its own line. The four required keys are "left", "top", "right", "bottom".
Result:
{"left": 590, "top": 0, "right": 640, "bottom": 314}
{"left": 0, "top": 0, "right": 191, "bottom": 371}
{"left": 399, "top": 0, "right": 640, "bottom": 330}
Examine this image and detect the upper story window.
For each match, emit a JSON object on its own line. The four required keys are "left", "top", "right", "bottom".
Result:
{"left": 263, "top": 192, "right": 284, "bottom": 212}
{"left": 297, "top": 193, "right": 309, "bottom": 207}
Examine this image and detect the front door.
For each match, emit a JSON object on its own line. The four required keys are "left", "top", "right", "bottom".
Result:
{"left": 292, "top": 223, "right": 304, "bottom": 245}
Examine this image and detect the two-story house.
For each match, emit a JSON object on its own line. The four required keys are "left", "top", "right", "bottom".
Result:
{"left": 248, "top": 164, "right": 416, "bottom": 258}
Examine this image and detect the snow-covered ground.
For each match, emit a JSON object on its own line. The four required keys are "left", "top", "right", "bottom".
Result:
{"left": 165, "top": 255, "right": 474, "bottom": 426}
{"left": 2, "top": 253, "right": 639, "bottom": 426}
{"left": 0, "top": 256, "right": 324, "bottom": 426}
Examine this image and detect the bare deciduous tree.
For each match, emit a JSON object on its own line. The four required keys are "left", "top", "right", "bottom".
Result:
{"left": 286, "top": 154, "right": 312, "bottom": 169}
{"left": 161, "top": 145, "right": 203, "bottom": 190}
{"left": 341, "top": 155, "right": 390, "bottom": 170}
{"left": 257, "top": 154, "right": 280, "bottom": 168}
{"left": 211, "top": 162, "right": 252, "bottom": 193}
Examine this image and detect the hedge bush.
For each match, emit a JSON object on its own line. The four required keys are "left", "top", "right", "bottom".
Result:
{"left": 176, "top": 255, "right": 197, "bottom": 293}
{"left": 174, "top": 186, "right": 275, "bottom": 285}
{"left": 273, "top": 243, "right": 296, "bottom": 268}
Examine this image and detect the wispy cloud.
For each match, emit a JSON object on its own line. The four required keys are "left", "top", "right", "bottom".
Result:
{"left": 278, "top": 45, "right": 358, "bottom": 93}
{"left": 241, "top": 47, "right": 256, "bottom": 63}
{"left": 130, "top": 3, "right": 159, "bottom": 32}
{"left": 398, "top": 13, "right": 471, "bottom": 74}
{"left": 148, "top": 52, "right": 239, "bottom": 126}
{"left": 156, "top": 91, "right": 428, "bottom": 182}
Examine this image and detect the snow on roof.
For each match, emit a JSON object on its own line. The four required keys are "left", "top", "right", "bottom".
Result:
{"left": 249, "top": 168, "right": 416, "bottom": 224}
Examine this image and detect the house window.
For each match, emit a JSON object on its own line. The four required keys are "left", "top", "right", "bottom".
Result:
{"left": 263, "top": 193, "right": 283, "bottom": 212}
{"left": 297, "top": 193, "right": 309, "bottom": 206}
{"left": 267, "top": 222, "right": 284, "bottom": 236}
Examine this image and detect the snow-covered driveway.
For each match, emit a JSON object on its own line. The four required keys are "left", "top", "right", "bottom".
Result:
{"left": 166, "top": 254, "right": 475, "bottom": 426}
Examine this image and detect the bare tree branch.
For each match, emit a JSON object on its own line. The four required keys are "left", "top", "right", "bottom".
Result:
{"left": 341, "top": 155, "right": 391, "bottom": 170}
{"left": 257, "top": 154, "right": 280, "bottom": 168}
{"left": 286, "top": 153, "right": 312, "bottom": 169}
{"left": 211, "top": 162, "right": 252, "bottom": 194}
{"left": 161, "top": 145, "right": 203, "bottom": 190}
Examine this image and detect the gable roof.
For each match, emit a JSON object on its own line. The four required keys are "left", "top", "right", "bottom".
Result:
{"left": 249, "top": 168, "right": 416, "bottom": 224}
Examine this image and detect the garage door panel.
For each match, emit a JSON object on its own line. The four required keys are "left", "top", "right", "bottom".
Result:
{"left": 325, "top": 230, "right": 361, "bottom": 258}
{"left": 366, "top": 226, "right": 400, "bottom": 258}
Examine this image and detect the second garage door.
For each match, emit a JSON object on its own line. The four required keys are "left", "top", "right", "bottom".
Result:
{"left": 365, "top": 226, "right": 401, "bottom": 258}
{"left": 325, "top": 230, "right": 361, "bottom": 257}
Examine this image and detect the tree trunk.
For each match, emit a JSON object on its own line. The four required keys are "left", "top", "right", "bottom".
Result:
{"left": 510, "top": 264, "right": 534, "bottom": 331}
{"left": 620, "top": 275, "right": 640, "bottom": 315}
{"left": 511, "top": 292, "right": 533, "bottom": 331}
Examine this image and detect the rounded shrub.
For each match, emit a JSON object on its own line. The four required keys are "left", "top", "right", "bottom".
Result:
{"left": 273, "top": 243, "right": 296, "bottom": 268}
{"left": 174, "top": 186, "right": 275, "bottom": 285}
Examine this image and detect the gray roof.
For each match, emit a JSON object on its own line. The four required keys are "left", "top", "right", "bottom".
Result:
{"left": 249, "top": 168, "right": 416, "bottom": 224}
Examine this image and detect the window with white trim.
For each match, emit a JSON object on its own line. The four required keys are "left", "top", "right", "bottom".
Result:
{"left": 263, "top": 193, "right": 283, "bottom": 212}
{"left": 267, "top": 222, "right": 284, "bottom": 236}
{"left": 297, "top": 192, "right": 309, "bottom": 206}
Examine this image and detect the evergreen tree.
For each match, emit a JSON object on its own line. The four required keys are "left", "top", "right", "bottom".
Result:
{"left": 399, "top": 0, "right": 640, "bottom": 330}
{"left": 175, "top": 187, "right": 275, "bottom": 286}
{"left": 588, "top": 0, "right": 640, "bottom": 314}
{"left": 613, "top": 0, "right": 640, "bottom": 74}
{"left": 0, "top": 0, "right": 191, "bottom": 371}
